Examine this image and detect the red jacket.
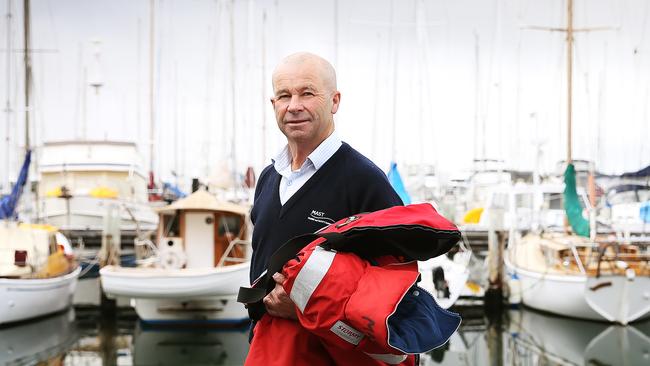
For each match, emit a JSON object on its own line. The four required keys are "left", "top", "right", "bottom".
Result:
{"left": 243, "top": 204, "right": 461, "bottom": 365}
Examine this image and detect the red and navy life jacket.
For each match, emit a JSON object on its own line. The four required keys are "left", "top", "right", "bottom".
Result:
{"left": 239, "top": 203, "right": 462, "bottom": 365}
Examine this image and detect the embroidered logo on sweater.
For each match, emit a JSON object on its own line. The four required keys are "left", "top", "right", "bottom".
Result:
{"left": 330, "top": 320, "right": 364, "bottom": 345}
{"left": 307, "top": 210, "right": 335, "bottom": 225}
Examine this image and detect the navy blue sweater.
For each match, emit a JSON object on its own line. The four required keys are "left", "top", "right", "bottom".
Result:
{"left": 249, "top": 142, "right": 403, "bottom": 282}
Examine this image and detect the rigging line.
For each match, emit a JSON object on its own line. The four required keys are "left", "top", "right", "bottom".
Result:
{"left": 481, "top": 0, "right": 502, "bottom": 162}
{"left": 229, "top": 0, "right": 237, "bottom": 185}
{"left": 552, "top": 21, "right": 565, "bottom": 163}
{"left": 639, "top": 0, "right": 650, "bottom": 53}
{"left": 415, "top": 0, "right": 427, "bottom": 169}
{"left": 370, "top": 32, "right": 382, "bottom": 162}
{"left": 389, "top": 0, "right": 397, "bottom": 162}
{"left": 572, "top": 38, "right": 588, "bottom": 159}
{"left": 203, "top": 1, "right": 219, "bottom": 178}
{"left": 514, "top": 6, "right": 524, "bottom": 171}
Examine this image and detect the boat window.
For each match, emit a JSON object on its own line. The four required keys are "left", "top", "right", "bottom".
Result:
{"left": 162, "top": 214, "right": 180, "bottom": 237}
{"left": 515, "top": 193, "right": 533, "bottom": 209}
{"left": 218, "top": 215, "right": 242, "bottom": 239}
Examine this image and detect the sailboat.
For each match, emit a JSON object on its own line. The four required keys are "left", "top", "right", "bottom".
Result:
{"left": 505, "top": 0, "right": 650, "bottom": 325}
{"left": 1, "top": 157, "right": 80, "bottom": 325}
{"left": 100, "top": 189, "right": 251, "bottom": 324}
{"left": 0, "top": 0, "right": 80, "bottom": 325}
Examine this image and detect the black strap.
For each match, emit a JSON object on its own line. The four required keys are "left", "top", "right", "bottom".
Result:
{"left": 237, "top": 231, "right": 349, "bottom": 320}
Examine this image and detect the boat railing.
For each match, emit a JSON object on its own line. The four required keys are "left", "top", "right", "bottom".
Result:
{"left": 133, "top": 238, "right": 160, "bottom": 266}
{"left": 569, "top": 245, "right": 587, "bottom": 274}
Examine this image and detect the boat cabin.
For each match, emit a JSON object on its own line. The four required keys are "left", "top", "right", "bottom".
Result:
{"left": 154, "top": 190, "right": 250, "bottom": 269}
{"left": 0, "top": 223, "right": 74, "bottom": 278}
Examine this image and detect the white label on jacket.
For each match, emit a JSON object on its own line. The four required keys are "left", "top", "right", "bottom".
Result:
{"left": 330, "top": 320, "right": 364, "bottom": 345}
{"left": 290, "top": 246, "right": 336, "bottom": 313}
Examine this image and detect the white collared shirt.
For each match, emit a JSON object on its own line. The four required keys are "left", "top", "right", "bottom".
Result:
{"left": 273, "top": 133, "right": 342, "bottom": 205}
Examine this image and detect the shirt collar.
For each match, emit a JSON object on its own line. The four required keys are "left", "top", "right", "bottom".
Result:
{"left": 272, "top": 132, "right": 342, "bottom": 172}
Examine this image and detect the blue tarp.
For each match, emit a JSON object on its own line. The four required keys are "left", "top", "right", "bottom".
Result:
{"left": 387, "top": 162, "right": 411, "bottom": 205}
{"left": 162, "top": 182, "right": 187, "bottom": 201}
{"left": 641, "top": 202, "right": 650, "bottom": 223}
{"left": 0, "top": 150, "right": 31, "bottom": 220}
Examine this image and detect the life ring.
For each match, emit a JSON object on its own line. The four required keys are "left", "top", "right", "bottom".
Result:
{"left": 158, "top": 248, "right": 187, "bottom": 269}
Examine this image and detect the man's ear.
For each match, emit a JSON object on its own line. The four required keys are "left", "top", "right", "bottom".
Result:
{"left": 331, "top": 92, "right": 341, "bottom": 114}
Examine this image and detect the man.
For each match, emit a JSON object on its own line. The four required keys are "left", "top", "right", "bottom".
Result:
{"left": 250, "top": 52, "right": 402, "bottom": 319}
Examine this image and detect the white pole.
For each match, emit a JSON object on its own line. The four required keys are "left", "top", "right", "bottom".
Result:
{"left": 4, "top": 0, "right": 13, "bottom": 194}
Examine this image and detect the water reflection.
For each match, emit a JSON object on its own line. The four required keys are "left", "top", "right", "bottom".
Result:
{"left": 3, "top": 307, "right": 648, "bottom": 365}
{"left": 0, "top": 309, "right": 78, "bottom": 365}
{"left": 132, "top": 323, "right": 249, "bottom": 365}
{"left": 422, "top": 308, "right": 650, "bottom": 366}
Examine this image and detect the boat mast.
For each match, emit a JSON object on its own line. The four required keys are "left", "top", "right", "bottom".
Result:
{"left": 23, "top": 0, "right": 31, "bottom": 153}
{"left": 4, "top": 0, "right": 12, "bottom": 194}
{"left": 525, "top": 0, "right": 612, "bottom": 166}
{"left": 229, "top": 0, "right": 237, "bottom": 190}
{"left": 148, "top": 0, "right": 155, "bottom": 186}
{"left": 566, "top": 0, "right": 574, "bottom": 164}
{"left": 23, "top": 0, "right": 40, "bottom": 221}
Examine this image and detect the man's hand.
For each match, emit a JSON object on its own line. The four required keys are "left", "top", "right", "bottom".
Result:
{"left": 263, "top": 272, "right": 298, "bottom": 320}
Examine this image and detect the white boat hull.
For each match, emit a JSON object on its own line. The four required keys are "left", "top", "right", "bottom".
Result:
{"left": 0, "top": 267, "right": 81, "bottom": 325}
{"left": 100, "top": 264, "right": 250, "bottom": 323}
{"left": 40, "top": 196, "right": 158, "bottom": 232}
{"left": 506, "top": 259, "right": 650, "bottom": 324}
{"left": 418, "top": 252, "right": 471, "bottom": 309}
{"left": 100, "top": 264, "right": 249, "bottom": 299}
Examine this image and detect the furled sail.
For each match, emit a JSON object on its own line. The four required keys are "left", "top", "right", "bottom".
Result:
{"left": 0, "top": 150, "right": 32, "bottom": 220}
{"left": 563, "top": 163, "right": 589, "bottom": 237}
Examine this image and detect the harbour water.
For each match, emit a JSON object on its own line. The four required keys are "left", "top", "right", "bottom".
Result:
{"left": 2, "top": 305, "right": 649, "bottom": 366}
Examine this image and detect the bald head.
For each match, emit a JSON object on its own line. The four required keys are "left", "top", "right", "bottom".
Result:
{"left": 272, "top": 52, "right": 337, "bottom": 93}
{"left": 269, "top": 52, "right": 341, "bottom": 161}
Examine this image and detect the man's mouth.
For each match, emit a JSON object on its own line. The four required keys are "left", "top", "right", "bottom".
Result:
{"left": 285, "top": 119, "right": 309, "bottom": 124}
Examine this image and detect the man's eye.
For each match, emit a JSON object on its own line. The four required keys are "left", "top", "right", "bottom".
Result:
{"left": 302, "top": 92, "right": 314, "bottom": 97}
{"left": 277, "top": 95, "right": 289, "bottom": 100}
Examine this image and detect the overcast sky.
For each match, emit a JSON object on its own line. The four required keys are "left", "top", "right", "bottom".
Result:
{"left": 1, "top": 0, "right": 649, "bottom": 191}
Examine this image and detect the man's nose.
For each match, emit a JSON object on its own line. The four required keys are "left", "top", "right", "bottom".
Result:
{"left": 287, "top": 95, "right": 303, "bottom": 113}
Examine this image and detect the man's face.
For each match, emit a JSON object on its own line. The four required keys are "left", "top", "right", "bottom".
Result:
{"left": 271, "top": 62, "right": 340, "bottom": 146}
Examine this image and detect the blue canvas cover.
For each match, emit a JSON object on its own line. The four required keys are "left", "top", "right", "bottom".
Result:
{"left": 0, "top": 150, "right": 31, "bottom": 220}
{"left": 641, "top": 202, "right": 650, "bottom": 223}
